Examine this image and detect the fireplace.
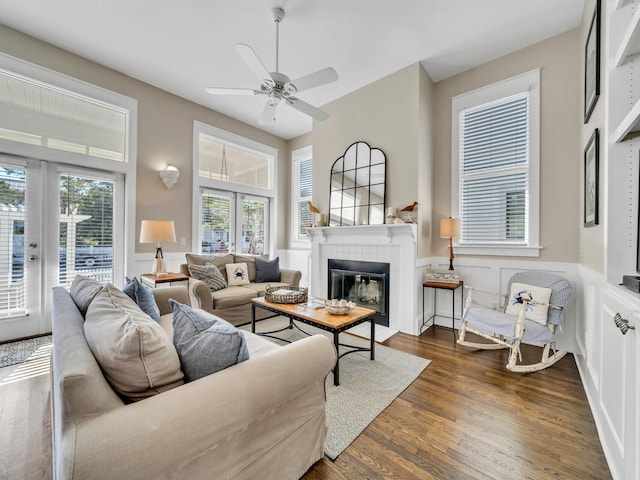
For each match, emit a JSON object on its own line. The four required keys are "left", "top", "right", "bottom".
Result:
{"left": 328, "top": 259, "right": 390, "bottom": 326}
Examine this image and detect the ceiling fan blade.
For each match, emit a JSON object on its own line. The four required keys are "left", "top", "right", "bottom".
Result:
{"left": 259, "top": 102, "right": 278, "bottom": 125}
{"left": 205, "top": 87, "right": 259, "bottom": 96}
{"left": 289, "top": 67, "right": 338, "bottom": 93}
{"left": 285, "top": 97, "right": 329, "bottom": 121}
{"left": 235, "top": 43, "right": 273, "bottom": 81}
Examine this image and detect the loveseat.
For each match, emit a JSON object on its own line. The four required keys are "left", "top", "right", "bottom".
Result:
{"left": 51, "top": 278, "right": 335, "bottom": 480}
{"left": 180, "top": 253, "right": 302, "bottom": 326}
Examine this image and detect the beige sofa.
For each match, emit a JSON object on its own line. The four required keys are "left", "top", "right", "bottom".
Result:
{"left": 180, "top": 253, "right": 302, "bottom": 326}
{"left": 51, "top": 283, "right": 335, "bottom": 480}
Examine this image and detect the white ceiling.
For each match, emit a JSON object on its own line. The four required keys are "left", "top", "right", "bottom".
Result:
{"left": 0, "top": 0, "right": 585, "bottom": 140}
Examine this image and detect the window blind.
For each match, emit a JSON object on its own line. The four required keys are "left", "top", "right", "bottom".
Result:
{"left": 459, "top": 92, "right": 529, "bottom": 244}
{"left": 200, "top": 192, "right": 231, "bottom": 253}
{"left": 295, "top": 157, "right": 313, "bottom": 241}
{"left": 0, "top": 166, "right": 26, "bottom": 317}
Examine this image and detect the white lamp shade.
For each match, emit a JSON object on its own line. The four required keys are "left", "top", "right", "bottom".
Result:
{"left": 440, "top": 218, "right": 459, "bottom": 238}
{"left": 140, "top": 220, "right": 176, "bottom": 243}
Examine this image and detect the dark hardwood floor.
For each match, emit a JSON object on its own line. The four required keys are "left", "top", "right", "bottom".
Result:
{"left": 0, "top": 327, "right": 610, "bottom": 480}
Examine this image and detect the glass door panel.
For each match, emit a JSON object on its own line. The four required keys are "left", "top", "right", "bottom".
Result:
{"left": 59, "top": 173, "right": 115, "bottom": 287}
{"left": 239, "top": 195, "right": 268, "bottom": 255}
{"left": 201, "top": 191, "right": 233, "bottom": 253}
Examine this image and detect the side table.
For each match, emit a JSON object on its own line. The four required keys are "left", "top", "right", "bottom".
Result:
{"left": 141, "top": 272, "right": 189, "bottom": 289}
{"left": 420, "top": 280, "right": 464, "bottom": 344}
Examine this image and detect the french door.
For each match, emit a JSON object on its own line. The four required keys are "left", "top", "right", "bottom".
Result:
{"left": 0, "top": 154, "right": 122, "bottom": 341}
{"left": 200, "top": 189, "right": 269, "bottom": 256}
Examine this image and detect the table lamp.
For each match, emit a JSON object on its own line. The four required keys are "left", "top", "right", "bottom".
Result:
{"left": 139, "top": 220, "right": 176, "bottom": 275}
{"left": 440, "top": 217, "right": 459, "bottom": 270}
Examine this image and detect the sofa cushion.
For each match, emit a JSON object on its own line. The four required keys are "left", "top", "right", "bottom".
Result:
{"left": 188, "top": 263, "right": 228, "bottom": 291}
{"left": 84, "top": 283, "right": 184, "bottom": 402}
{"left": 123, "top": 276, "right": 160, "bottom": 321}
{"left": 170, "top": 300, "right": 249, "bottom": 381}
{"left": 226, "top": 263, "right": 251, "bottom": 286}
{"left": 69, "top": 275, "right": 103, "bottom": 316}
{"left": 186, "top": 253, "right": 234, "bottom": 281}
{"left": 211, "top": 285, "right": 257, "bottom": 309}
{"left": 255, "top": 256, "right": 281, "bottom": 283}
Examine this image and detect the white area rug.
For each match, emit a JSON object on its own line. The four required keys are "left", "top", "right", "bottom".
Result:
{"left": 243, "top": 316, "right": 430, "bottom": 460}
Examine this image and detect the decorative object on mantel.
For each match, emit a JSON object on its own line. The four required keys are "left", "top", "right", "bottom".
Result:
{"left": 139, "top": 220, "right": 176, "bottom": 275}
{"left": 584, "top": 0, "right": 600, "bottom": 123}
{"left": 583, "top": 129, "right": 599, "bottom": 227}
{"left": 400, "top": 202, "right": 419, "bottom": 223}
{"left": 329, "top": 141, "right": 386, "bottom": 226}
{"left": 425, "top": 268, "right": 460, "bottom": 284}
{"left": 159, "top": 165, "right": 180, "bottom": 190}
{"left": 308, "top": 201, "right": 326, "bottom": 227}
{"left": 440, "top": 217, "right": 459, "bottom": 270}
{"left": 386, "top": 207, "right": 397, "bottom": 224}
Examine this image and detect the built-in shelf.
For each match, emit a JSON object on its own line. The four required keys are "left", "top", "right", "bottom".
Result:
{"left": 614, "top": 7, "right": 640, "bottom": 67}
{"left": 614, "top": 97, "right": 640, "bottom": 142}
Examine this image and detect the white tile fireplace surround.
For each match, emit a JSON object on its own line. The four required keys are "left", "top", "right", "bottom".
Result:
{"left": 307, "top": 224, "right": 418, "bottom": 335}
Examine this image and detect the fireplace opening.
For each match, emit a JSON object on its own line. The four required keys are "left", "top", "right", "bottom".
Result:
{"left": 328, "top": 259, "right": 390, "bottom": 326}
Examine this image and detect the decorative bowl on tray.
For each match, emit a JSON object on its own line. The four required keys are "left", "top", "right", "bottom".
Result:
{"left": 324, "top": 299, "right": 356, "bottom": 315}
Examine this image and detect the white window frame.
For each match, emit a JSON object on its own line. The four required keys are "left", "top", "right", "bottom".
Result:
{"left": 192, "top": 121, "right": 277, "bottom": 257}
{"left": 0, "top": 52, "right": 137, "bottom": 276}
{"left": 451, "top": 69, "right": 540, "bottom": 257}
{"left": 290, "top": 145, "right": 312, "bottom": 248}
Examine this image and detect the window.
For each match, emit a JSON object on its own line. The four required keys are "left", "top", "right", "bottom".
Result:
{"left": 292, "top": 146, "right": 312, "bottom": 244}
{"left": 451, "top": 69, "right": 540, "bottom": 257}
{"left": 193, "top": 121, "right": 276, "bottom": 255}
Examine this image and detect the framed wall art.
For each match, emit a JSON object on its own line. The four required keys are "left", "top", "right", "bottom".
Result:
{"left": 584, "top": 0, "right": 601, "bottom": 123}
{"left": 584, "top": 129, "right": 599, "bottom": 227}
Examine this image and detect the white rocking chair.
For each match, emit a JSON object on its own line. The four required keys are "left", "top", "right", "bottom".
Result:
{"left": 457, "top": 271, "right": 573, "bottom": 373}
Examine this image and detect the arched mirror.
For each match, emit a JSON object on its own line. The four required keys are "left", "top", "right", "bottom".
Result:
{"left": 329, "top": 141, "right": 386, "bottom": 226}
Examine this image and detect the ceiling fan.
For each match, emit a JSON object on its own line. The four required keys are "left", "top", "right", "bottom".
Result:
{"left": 205, "top": 7, "right": 338, "bottom": 124}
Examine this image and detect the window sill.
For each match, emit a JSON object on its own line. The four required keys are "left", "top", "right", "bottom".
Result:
{"left": 455, "top": 245, "right": 542, "bottom": 258}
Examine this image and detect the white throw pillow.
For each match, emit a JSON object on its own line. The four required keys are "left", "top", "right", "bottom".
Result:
{"left": 225, "top": 262, "right": 250, "bottom": 286}
{"left": 504, "top": 282, "right": 553, "bottom": 325}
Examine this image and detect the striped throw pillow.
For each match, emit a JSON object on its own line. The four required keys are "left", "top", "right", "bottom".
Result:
{"left": 188, "top": 263, "right": 228, "bottom": 292}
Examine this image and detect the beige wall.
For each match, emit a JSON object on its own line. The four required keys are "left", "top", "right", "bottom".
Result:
{"left": 311, "top": 62, "right": 436, "bottom": 256}
{"left": 580, "top": 0, "right": 605, "bottom": 274}
{"left": 0, "top": 24, "right": 291, "bottom": 254}
{"left": 432, "top": 28, "right": 582, "bottom": 263}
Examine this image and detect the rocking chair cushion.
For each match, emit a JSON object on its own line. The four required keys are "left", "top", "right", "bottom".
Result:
{"left": 465, "top": 307, "right": 555, "bottom": 347}
{"left": 504, "top": 282, "right": 552, "bottom": 325}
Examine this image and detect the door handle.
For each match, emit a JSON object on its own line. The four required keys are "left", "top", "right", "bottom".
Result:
{"left": 29, "top": 255, "right": 39, "bottom": 262}
{"left": 614, "top": 313, "right": 636, "bottom": 335}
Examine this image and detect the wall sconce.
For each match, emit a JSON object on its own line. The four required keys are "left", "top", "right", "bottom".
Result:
{"left": 440, "top": 217, "right": 460, "bottom": 270}
{"left": 159, "top": 165, "right": 180, "bottom": 189}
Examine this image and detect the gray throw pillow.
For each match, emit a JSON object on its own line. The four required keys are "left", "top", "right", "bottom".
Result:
{"left": 123, "top": 277, "right": 160, "bottom": 321}
{"left": 69, "top": 275, "right": 104, "bottom": 316}
{"left": 170, "top": 300, "right": 249, "bottom": 382}
{"left": 255, "top": 256, "right": 281, "bottom": 282}
{"left": 188, "top": 263, "right": 228, "bottom": 291}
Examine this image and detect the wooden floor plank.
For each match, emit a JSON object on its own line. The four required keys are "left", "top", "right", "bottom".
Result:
{"left": 0, "top": 326, "right": 610, "bottom": 480}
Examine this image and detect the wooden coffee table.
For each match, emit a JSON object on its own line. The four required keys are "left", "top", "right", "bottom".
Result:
{"left": 251, "top": 297, "right": 376, "bottom": 386}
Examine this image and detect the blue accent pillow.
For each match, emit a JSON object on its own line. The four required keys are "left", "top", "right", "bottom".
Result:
{"left": 123, "top": 277, "right": 160, "bottom": 321}
{"left": 170, "top": 300, "right": 249, "bottom": 382}
{"left": 255, "top": 256, "right": 281, "bottom": 282}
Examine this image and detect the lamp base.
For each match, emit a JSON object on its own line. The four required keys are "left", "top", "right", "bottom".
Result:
{"left": 151, "top": 258, "right": 166, "bottom": 275}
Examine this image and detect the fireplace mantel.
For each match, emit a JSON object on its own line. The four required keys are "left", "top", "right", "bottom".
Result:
{"left": 307, "top": 223, "right": 419, "bottom": 335}
{"left": 306, "top": 223, "right": 417, "bottom": 245}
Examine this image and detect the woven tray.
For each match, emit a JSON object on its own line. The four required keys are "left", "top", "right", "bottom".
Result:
{"left": 264, "top": 285, "right": 308, "bottom": 304}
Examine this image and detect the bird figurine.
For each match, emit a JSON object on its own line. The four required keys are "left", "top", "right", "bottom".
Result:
{"left": 400, "top": 202, "right": 419, "bottom": 223}
{"left": 308, "top": 201, "right": 321, "bottom": 214}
